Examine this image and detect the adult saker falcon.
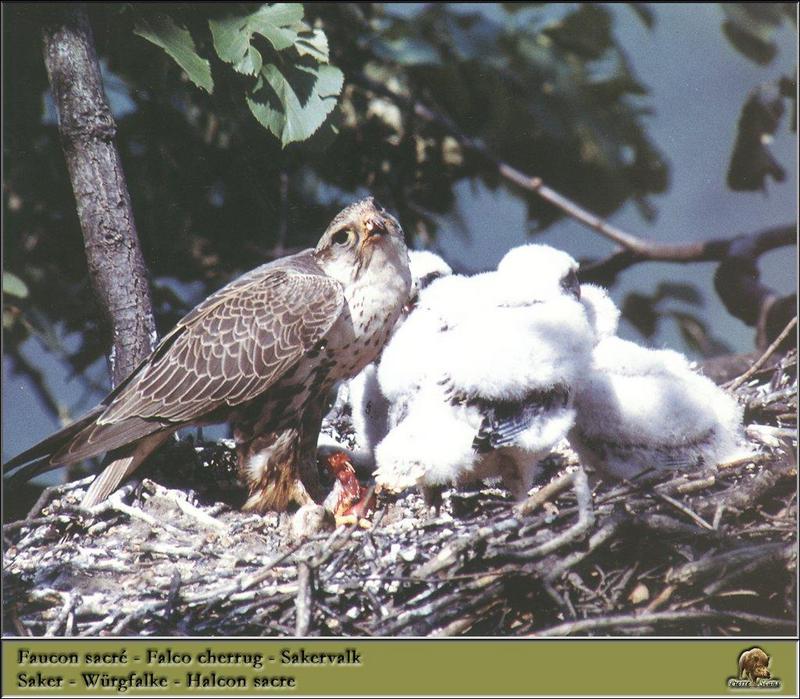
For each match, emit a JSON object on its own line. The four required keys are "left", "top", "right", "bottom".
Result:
{"left": 5, "top": 198, "right": 412, "bottom": 513}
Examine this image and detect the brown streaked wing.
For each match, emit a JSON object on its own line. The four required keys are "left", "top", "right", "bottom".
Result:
{"left": 98, "top": 255, "right": 344, "bottom": 425}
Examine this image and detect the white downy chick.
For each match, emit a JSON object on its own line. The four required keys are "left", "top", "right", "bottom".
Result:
{"left": 375, "top": 244, "right": 596, "bottom": 504}
{"left": 571, "top": 288, "right": 747, "bottom": 480}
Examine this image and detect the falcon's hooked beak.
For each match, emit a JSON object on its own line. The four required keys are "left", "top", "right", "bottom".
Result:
{"left": 357, "top": 214, "right": 390, "bottom": 265}
{"left": 363, "top": 216, "right": 387, "bottom": 242}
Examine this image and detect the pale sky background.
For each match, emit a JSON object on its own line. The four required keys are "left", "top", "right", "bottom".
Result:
{"left": 2, "top": 3, "right": 797, "bottom": 469}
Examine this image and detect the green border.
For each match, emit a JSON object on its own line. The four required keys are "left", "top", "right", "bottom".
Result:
{"left": 2, "top": 639, "right": 797, "bottom": 696}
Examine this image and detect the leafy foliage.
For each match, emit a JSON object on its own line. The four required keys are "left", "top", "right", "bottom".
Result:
{"left": 721, "top": 3, "right": 796, "bottom": 192}
{"left": 134, "top": 3, "right": 344, "bottom": 146}
{"left": 720, "top": 3, "right": 795, "bottom": 66}
{"left": 727, "top": 82, "right": 788, "bottom": 191}
{"left": 133, "top": 13, "right": 214, "bottom": 93}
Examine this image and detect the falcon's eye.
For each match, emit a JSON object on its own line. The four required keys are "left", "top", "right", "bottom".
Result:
{"left": 332, "top": 229, "right": 351, "bottom": 246}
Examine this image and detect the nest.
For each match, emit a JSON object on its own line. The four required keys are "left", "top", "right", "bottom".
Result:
{"left": 3, "top": 352, "right": 796, "bottom": 637}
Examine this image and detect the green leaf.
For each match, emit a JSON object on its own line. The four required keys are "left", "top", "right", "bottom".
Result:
{"left": 2, "top": 271, "right": 29, "bottom": 299}
{"left": 295, "top": 27, "right": 330, "bottom": 62}
{"left": 654, "top": 282, "right": 703, "bottom": 306}
{"left": 209, "top": 3, "right": 304, "bottom": 65}
{"left": 721, "top": 4, "right": 782, "bottom": 65}
{"left": 235, "top": 46, "right": 263, "bottom": 76}
{"left": 208, "top": 14, "right": 250, "bottom": 64}
{"left": 246, "top": 63, "right": 344, "bottom": 146}
{"left": 544, "top": 4, "right": 613, "bottom": 60}
{"left": 727, "top": 82, "right": 787, "bottom": 191}
{"left": 134, "top": 13, "right": 213, "bottom": 93}
{"left": 250, "top": 3, "right": 305, "bottom": 51}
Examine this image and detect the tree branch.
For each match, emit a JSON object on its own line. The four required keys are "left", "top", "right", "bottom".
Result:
{"left": 356, "top": 75, "right": 797, "bottom": 347}
{"left": 41, "top": 4, "right": 156, "bottom": 387}
{"left": 581, "top": 223, "right": 795, "bottom": 285}
{"left": 357, "top": 74, "right": 667, "bottom": 253}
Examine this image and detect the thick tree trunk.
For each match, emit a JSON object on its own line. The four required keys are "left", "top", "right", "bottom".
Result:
{"left": 41, "top": 4, "right": 156, "bottom": 387}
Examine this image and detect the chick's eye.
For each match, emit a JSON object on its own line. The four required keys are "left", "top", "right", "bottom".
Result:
{"left": 332, "top": 229, "right": 351, "bottom": 246}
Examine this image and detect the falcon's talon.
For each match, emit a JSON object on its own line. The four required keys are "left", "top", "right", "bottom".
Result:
{"left": 334, "top": 514, "right": 372, "bottom": 529}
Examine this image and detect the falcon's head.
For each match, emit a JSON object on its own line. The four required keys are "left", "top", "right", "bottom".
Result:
{"left": 314, "top": 197, "right": 409, "bottom": 287}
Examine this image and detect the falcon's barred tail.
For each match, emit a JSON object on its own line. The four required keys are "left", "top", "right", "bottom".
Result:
{"left": 81, "top": 432, "right": 173, "bottom": 508}
{"left": 4, "top": 412, "right": 170, "bottom": 483}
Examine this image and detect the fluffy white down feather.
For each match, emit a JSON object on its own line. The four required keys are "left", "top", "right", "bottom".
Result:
{"left": 375, "top": 244, "right": 594, "bottom": 500}
{"left": 580, "top": 283, "right": 620, "bottom": 341}
{"left": 571, "top": 295, "right": 748, "bottom": 479}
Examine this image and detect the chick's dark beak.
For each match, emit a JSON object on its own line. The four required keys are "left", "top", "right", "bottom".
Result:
{"left": 562, "top": 270, "right": 581, "bottom": 300}
{"left": 403, "top": 286, "right": 420, "bottom": 315}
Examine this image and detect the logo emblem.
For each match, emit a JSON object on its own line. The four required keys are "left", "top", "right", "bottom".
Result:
{"left": 727, "top": 647, "right": 782, "bottom": 689}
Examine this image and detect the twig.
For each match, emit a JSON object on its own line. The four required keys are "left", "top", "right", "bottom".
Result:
{"left": 4, "top": 514, "right": 74, "bottom": 534}
{"left": 515, "top": 470, "right": 576, "bottom": 517}
{"left": 143, "top": 480, "right": 227, "bottom": 533}
{"left": 44, "top": 593, "right": 78, "bottom": 637}
{"left": 666, "top": 543, "right": 790, "bottom": 587}
{"left": 535, "top": 609, "right": 794, "bottom": 636}
{"left": 542, "top": 519, "right": 620, "bottom": 583}
{"left": 726, "top": 316, "right": 798, "bottom": 391}
{"left": 583, "top": 224, "right": 795, "bottom": 285}
{"left": 413, "top": 518, "right": 520, "bottom": 578}
{"left": 699, "top": 462, "right": 794, "bottom": 518}
{"left": 24, "top": 476, "right": 95, "bottom": 520}
{"left": 676, "top": 476, "right": 717, "bottom": 495}
{"left": 635, "top": 513, "right": 721, "bottom": 541}
{"left": 295, "top": 561, "right": 313, "bottom": 636}
{"left": 657, "top": 493, "right": 714, "bottom": 531}
{"left": 184, "top": 545, "right": 302, "bottom": 605}
{"left": 103, "top": 493, "right": 184, "bottom": 537}
{"left": 703, "top": 544, "right": 795, "bottom": 596}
